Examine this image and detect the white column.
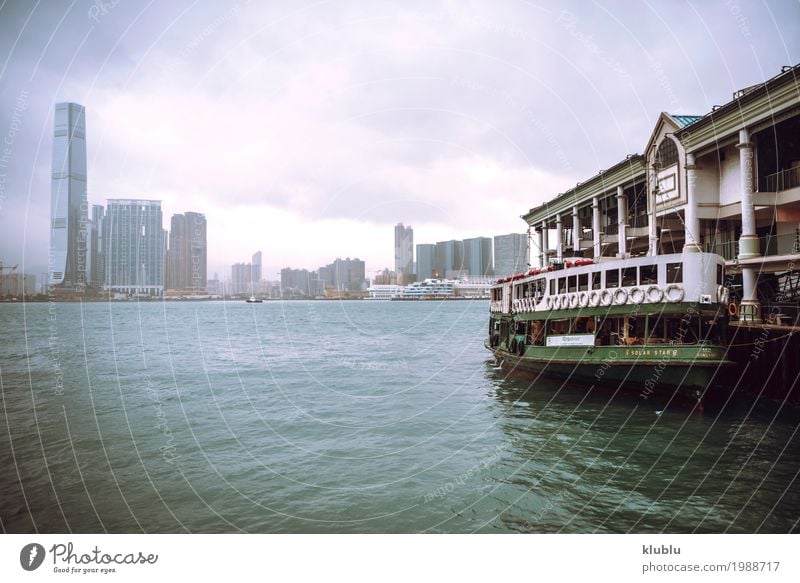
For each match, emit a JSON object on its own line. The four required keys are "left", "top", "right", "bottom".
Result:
{"left": 537, "top": 227, "right": 545, "bottom": 268}
{"left": 572, "top": 205, "right": 581, "bottom": 253}
{"left": 684, "top": 152, "right": 701, "bottom": 252}
{"left": 541, "top": 220, "right": 548, "bottom": 267}
{"left": 592, "top": 196, "right": 601, "bottom": 258}
{"left": 556, "top": 214, "right": 563, "bottom": 261}
{"left": 617, "top": 186, "right": 627, "bottom": 257}
{"left": 736, "top": 127, "right": 761, "bottom": 322}
{"left": 648, "top": 168, "right": 658, "bottom": 256}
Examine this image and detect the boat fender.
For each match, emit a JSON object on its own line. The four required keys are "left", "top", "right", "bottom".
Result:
{"left": 578, "top": 291, "right": 589, "bottom": 308}
{"left": 646, "top": 285, "right": 664, "bottom": 303}
{"left": 613, "top": 288, "right": 628, "bottom": 305}
{"left": 629, "top": 287, "right": 645, "bottom": 304}
{"left": 665, "top": 284, "right": 684, "bottom": 303}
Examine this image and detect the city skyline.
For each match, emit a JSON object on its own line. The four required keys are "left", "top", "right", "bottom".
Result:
{"left": 2, "top": 3, "right": 799, "bottom": 282}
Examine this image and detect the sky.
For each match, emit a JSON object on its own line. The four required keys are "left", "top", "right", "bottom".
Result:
{"left": 1, "top": 0, "right": 799, "bottom": 281}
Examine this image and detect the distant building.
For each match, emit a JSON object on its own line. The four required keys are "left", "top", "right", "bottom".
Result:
{"left": 167, "top": 212, "right": 207, "bottom": 292}
{"left": 103, "top": 199, "right": 165, "bottom": 296}
{"left": 89, "top": 204, "right": 105, "bottom": 288}
{"left": 374, "top": 268, "right": 396, "bottom": 285}
{"left": 463, "top": 236, "right": 493, "bottom": 276}
{"left": 434, "top": 240, "right": 464, "bottom": 276}
{"left": 231, "top": 262, "right": 252, "bottom": 296}
{"left": 251, "top": 251, "right": 262, "bottom": 284}
{"left": 49, "top": 102, "right": 88, "bottom": 293}
{"left": 493, "top": 233, "right": 529, "bottom": 277}
{"left": 394, "top": 223, "right": 413, "bottom": 284}
{"left": 280, "top": 267, "right": 312, "bottom": 296}
{"left": 1, "top": 273, "right": 35, "bottom": 296}
{"left": 416, "top": 244, "right": 436, "bottom": 279}
{"left": 319, "top": 257, "right": 366, "bottom": 292}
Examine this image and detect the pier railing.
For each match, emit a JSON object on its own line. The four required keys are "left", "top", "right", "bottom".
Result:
{"left": 705, "top": 232, "right": 800, "bottom": 260}
{"left": 759, "top": 166, "right": 800, "bottom": 192}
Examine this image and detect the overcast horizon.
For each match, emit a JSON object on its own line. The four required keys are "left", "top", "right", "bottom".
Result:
{"left": 1, "top": 0, "right": 799, "bottom": 281}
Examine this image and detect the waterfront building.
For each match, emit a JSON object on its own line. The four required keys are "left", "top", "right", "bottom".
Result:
{"left": 89, "top": 204, "right": 105, "bottom": 289}
{"left": 522, "top": 64, "right": 800, "bottom": 323}
{"left": 231, "top": 262, "right": 252, "bottom": 296}
{"left": 103, "top": 199, "right": 164, "bottom": 296}
{"left": 49, "top": 102, "right": 88, "bottom": 293}
{"left": 319, "top": 257, "right": 367, "bottom": 292}
{"left": 463, "top": 236, "right": 494, "bottom": 277}
{"left": 167, "top": 212, "right": 207, "bottom": 292}
{"left": 494, "top": 233, "right": 529, "bottom": 277}
{"left": 0, "top": 273, "right": 35, "bottom": 296}
{"left": 434, "top": 239, "right": 464, "bottom": 276}
{"left": 394, "top": 223, "right": 414, "bottom": 284}
{"left": 374, "top": 268, "right": 396, "bottom": 285}
{"left": 252, "top": 251, "right": 262, "bottom": 284}
{"left": 366, "top": 284, "right": 403, "bottom": 299}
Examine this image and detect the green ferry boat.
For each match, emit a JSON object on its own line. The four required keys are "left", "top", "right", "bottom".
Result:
{"left": 486, "top": 252, "right": 734, "bottom": 405}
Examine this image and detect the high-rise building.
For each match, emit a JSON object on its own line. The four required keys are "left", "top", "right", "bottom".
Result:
{"left": 89, "top": 204, "right": 105, "bottom": 288}
{"left": 231, "top": 262, "right": 252, "bottom": 296}
{"left": 416, "top": 244, "right": 436, "bottom": 279}
{"left": 434, "top": 240, "right": 465, "bottom": 276}
{"left": 103, "top": 199, "right": 165, "bottom": 296}
{"left": 251, "top": 251, "right": 262, "bottom": 284}
{"left": 394, "top": 223, "right": 413, "bottom": 284}
{"left": 49, "top": 102, "right": 88, "bottom": 292}
{"left": 493, "top": 233, "right": 529, "bottom": 277}
{"left": 463, "top": 236, "right": 493, "bottom": 276}
{"left": 167, "top": 212, "right": 207, "bottom": 292}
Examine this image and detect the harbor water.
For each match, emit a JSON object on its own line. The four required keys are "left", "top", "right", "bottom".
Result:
{"left": 0, "top": 300, "right": 797, "bottom": 533}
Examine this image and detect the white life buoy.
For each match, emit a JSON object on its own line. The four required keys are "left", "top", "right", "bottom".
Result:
{"left": 589, "top": 290, "right": 600, "bottom": 307}
{"left": 647, "top": 285, "right": 664, "bottom": 303}
{"left": 546, "top": 296, "right": 553, "bottom": 310}
{"left": 552, "top": 295, "right": 561, "bottom": 310}
{"left": 665, "top": 284, "right": 685, "bottom": 303}
{"left": 600, "top": 289, "right": 613, "bottom": 306}
{"left": 569, "top": 293, "right": 579, "bottom": 308}
{"left": 578, "top": 291, "right": 589, "bottom": 308}
{"left": 613, "top": 288, "right": 628, "bottom": 305}
{"left": 717, "top": 285, "right": 728, "bottom": 305}
{"left": 629, "top": 287, "right": 645, "bottom": 304}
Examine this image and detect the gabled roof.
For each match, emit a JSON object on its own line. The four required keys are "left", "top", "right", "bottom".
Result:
{"left": 669, "top": 114, "right": 703, "bottom": 128}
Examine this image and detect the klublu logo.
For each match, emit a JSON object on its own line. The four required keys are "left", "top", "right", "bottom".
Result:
{"left": 20, "top": 543, "right": 46, "bottom": 571}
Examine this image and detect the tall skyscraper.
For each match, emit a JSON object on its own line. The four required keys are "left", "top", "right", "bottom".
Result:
{"left": 49, "top": 102, "right": 88, "bottom": 292}
{"left": 251, "top": 251, "right": 262, "bottom": 284}
{"left": 231, "top": 262, "right": 252, "bottom": 296}
{"left": 416, "top": 243, "right": 436, "bottom": 279}
{"left": 493, "top": 233, "right": 529, "bottom": 277}
{"left": 463, "top": 236, "right": 493, "bottom": 276}
{"left": 103, "top": 199, "right": 165, "bottom": 296}
{"left": 434, "top": 240, "right": 464, "bottom": 277}
{"left": 167, "top": 212, "right": 207, "bottom": 292}
{"left": 394, "top": 223, "right": 413, "bottom": 284}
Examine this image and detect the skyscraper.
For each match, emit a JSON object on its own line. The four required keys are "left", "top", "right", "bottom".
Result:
{"left": 103, "top": 199, "right": 165, "bottom": 296}
{"left": 416, "top": 243, "right": 436, "bottom": 279}
{"left": 89, "top": 204, "right": 105, "bottom": 288}
{"left": 49, "top": 102, "right": 88, "bottom": 292}
{"left": 394, "top": 223, "right": 413, "bottom": 284}
{"left": 167, "top": 212, "right": 207, "bottom": 292}
{"left": 463, "top": 236, "right": 493, "bottom": 276}
{"left": 251, "top": 251, "right": 262, "bottom": 284}
{"left": 493, "top": 233, "right": 529, "bottom": 277}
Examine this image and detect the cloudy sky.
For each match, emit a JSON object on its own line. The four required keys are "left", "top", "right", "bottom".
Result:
{"left": 1, "top": 0, "right": 799, "bottom": 280}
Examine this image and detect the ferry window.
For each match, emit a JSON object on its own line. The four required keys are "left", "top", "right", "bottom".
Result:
{"left": 590, "top": 272, "right": 600, "bottom": 290}
{"left": 568, "top": 275, "right": 577, "bottom": 293}
{"left": 530, "top": 321, "right": 545, "bottom": 346}
{"left": 550, "top": 279, "right": 555, "bottom": 295}
{"left": 717, "top": 265, "right": 723, "bottom": 285}
{"left": 578, "top": 273, "right": 588, "bottom": 291}
{"left": 667, "top": 262, "right": 682, "bottom": 283}
{"left": 624, "top": 315, "right": 645, "bottom": 344}
{"left": 558, "top": 277, "right": 567, "bottom": 294}
{"left": 571, "top": 317, "right": 594, "bottom": 334}
{"left": 547, "top": 319, "right": 569, "bottom": 335}
{"left": 640, "top": 265, "right": 658, "bottom": 285}
{"left": 622, "top": 267, "right": 636, "bottom": 287}
{"left": 606, "top": 269, "right": 619, "bottom": 288}
{"left": 647, "top": 315, "right": 666, "bottom": 343}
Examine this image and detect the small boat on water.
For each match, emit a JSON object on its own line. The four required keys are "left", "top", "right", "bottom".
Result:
{"left": 486, "top": 251, "right": 734, "bottom": 407}
{"left": 246, "top": 296, "right": 263, "bottom": 303}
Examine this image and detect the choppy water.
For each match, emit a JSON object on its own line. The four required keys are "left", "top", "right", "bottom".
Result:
{"left": 0, "top": 300, "right": 797, "bottom": 533}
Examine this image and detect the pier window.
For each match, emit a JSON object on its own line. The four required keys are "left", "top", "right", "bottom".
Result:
{"left": 568, "top": 275, "right": 577, "bottom": 293}
{"left": 578, "top": 273, "right": 589, "bottom": 291}
{"left": 606, "top": 269, "right": 619, "bottom": 288}
{"left": 622, "top": 267, "right": 637, "bottom": 287}
{"left": 640, "top": 264, "right": 658, "bottom": 286}
{"left": 667, "top": 262, "right": 682, "bottom": 283}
